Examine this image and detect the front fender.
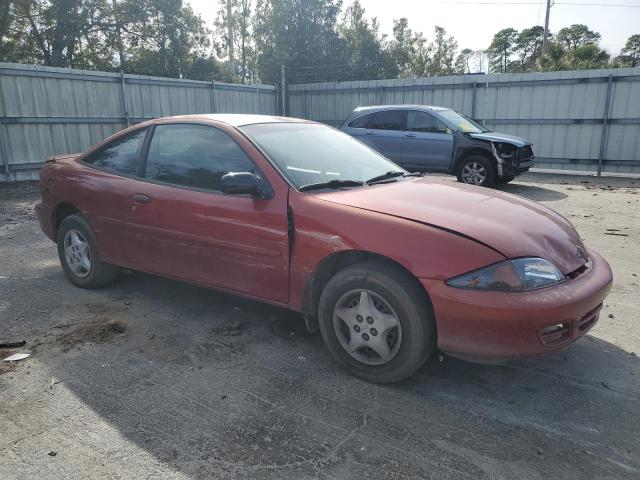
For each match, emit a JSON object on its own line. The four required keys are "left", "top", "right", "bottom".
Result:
{"left": 287, "top": 191, "right": 505, "bottom": 311}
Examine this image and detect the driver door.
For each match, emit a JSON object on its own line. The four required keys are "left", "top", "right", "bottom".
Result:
{"left": 401, "top": 110, "right": 454, "bottom": 172}
{"left": 125, "top": 123, "right": 290, "bottom": 304}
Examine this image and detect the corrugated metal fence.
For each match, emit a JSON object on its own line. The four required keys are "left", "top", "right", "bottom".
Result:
{"left": 0, "top": 63, "right": 278, "bottom": 181}
{"left": 289, "top": 68, "right": 640, "bottom": 175}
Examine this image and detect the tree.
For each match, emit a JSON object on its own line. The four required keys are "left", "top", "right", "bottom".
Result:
{"left": 567, "top": 43, "right": 609, "bottom": 70}
{"left": 338, "top": 0, "right": 396, "bottom": 80}
{"left": 539, "top": 41, "right": 566, "bottom": 71}
{"left": 556, "top": 24, "right": 600, "bottom": 51}
{"left": 514, "top": 25, "right": 544, "bottom": 72}
{"left": 487, "top": 28, "right": 517, "bottom": 73}
{"left": 615, "top": 34, "right": 640, "bottom": 67}
{"left": 471, "top": 49, "right": 488, "bottom": 73}
{"left": 253, "top": 0, "right": 345, "bottom": 84}
{"left": 454, "top": 48, "right": 473, "bottom": 74}
{"left": 429, "top": 25, "right": 457, "bottom": 76}
{"left": 120, "top": 0, "right": 218, "bottom": 79}
{"left": 215, "top": 0, "right": 255, "bottom": 82}
{"left": 387, "top": 17, "right": 431, "bottom": 77}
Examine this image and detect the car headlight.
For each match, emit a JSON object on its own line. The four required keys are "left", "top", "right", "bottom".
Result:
{"left": 446, "top": 258, "right": 565, "bottom": 292}
{"left": 493, "top": 142, "right": 516, "bottom": 159}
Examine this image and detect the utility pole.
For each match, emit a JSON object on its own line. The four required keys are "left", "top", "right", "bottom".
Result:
{"left": 542, "top": 0, "right": 552, "bottom": 54}
{"left": 227, "top": 0, "right": 235, "bottom": 76}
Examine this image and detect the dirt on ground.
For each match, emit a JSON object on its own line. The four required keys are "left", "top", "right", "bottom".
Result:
{"left": 1, "top": 173, "right": 639, "bottom": 479}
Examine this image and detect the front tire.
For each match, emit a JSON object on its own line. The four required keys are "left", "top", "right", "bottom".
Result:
{"left": 318, "top": 262, "right": 436, "bottom": 383}
{"left": 57, "top": 214, "right": 119, "bottom": 289}
{"left": 456, "top": 155, "right": 496, "bottom": 187}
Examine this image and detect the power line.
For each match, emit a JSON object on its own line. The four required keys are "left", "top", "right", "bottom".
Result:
{"left": 444, "top": 1, "right": 640, "bottom": 5}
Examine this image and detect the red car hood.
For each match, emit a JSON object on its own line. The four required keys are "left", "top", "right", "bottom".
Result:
{"left": 314, "top": 178, "right": 588, "bottom": 274}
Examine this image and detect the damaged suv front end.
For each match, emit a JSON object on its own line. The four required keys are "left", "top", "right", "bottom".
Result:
{"left": 452, "top": 128, "right": 535, "bottom": 185}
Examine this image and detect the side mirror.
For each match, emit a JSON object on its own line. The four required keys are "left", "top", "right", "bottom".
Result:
{"left": 220, "top": 172, "right": 264, "bottom": 197}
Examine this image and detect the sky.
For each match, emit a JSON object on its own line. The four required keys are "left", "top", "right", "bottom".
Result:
{"left": 187, "top": 0, "right": 640, "bottom": 56}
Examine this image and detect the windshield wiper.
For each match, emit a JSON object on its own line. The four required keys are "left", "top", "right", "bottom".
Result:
{"left": 365, "top": 171, "right": 423, "bottom": 185}
{"left": 300, "top": 179, "right": 365, "bottom": 192}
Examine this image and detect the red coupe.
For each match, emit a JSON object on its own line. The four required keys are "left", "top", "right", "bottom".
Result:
{"left": 36, "top": 115, "right": 613, "bottom": 383}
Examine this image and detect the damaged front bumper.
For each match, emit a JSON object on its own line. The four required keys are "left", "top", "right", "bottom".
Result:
{"left": 492, "top": 143, "right": 535, "bottom": 178}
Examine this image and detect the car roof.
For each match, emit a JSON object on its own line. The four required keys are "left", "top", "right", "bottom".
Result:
{"left": 353, "top": 105, "right": 452, "bottom": 113}
{"left": 150, "top": 114, "right": 314, "bottom": 128}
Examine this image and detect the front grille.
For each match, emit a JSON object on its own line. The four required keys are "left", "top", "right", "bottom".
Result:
{"left": 539, "top": 322, "right": 571, "bottom": 346}
{"left": 517, "top": 146, "right": 534, "bottom": 164}
{"left": 579, "top": 304, "right": 602, "bottom": 334}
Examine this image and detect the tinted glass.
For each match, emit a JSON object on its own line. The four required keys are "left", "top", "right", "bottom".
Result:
{"left": 144, "top": 124, "right": 254, "bottom": 191}
{"left": 407, "top": 111, "right": 451, "bottom": 134}
{"left": 240, "top": 123, "right": 405, "bottom": 189}
{"left": 368, "top": 110, "right": 404, "bottom": 131}
{"left": 348, "top": 113, "right": 374, "bottom": 128}
{"left": 84, "top": 128, "right": 147, "bottom": 175}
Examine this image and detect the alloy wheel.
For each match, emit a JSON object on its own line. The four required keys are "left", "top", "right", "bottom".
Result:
{"left": 461, "top": 162, "right": 487, "bottom": 185}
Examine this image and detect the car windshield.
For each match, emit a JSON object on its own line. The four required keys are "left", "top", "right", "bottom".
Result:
{"left": 240, "top": 123, "right": 406, "bottom": 190}
{"left": 437, "top": 110, "right": 490, "bottom": 134}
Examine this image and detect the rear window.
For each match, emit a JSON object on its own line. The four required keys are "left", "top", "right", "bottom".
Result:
{"left": 348, "top": 110, "right": 405, "bottom": 131}
{"left": 83, "top": 128, "right": 147, "bottom": 175}
{"left": 349, "top": 113, "right": 374, "bottom": 128}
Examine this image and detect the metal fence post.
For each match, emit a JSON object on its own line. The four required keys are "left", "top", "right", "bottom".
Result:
{"left": 210, "top": 82, "right": 217, "bottom": 113}
{"left": 471, "top": 81, "right": 477, "bottom": 120}
{"left": 120, "top": 71, "right": 130, "bottom": 127}
{"left": 255, "top": 84, "right": 259, "bottom": 113}
{"left": 597, "top": 74, "right": 614, "bottom": 176}
{"left": 0, "top": 77, "right": 10, "bottom": 181}
{"left": 0, "top": 117, "right": 10, "bottom": 181}
{"left": 379, "top": 86, "right": 384, "bottom": 104}
{"left": 280, "top": 64, "right": 286, "bottom": 116}
{"left": 302, "top": 87, "right": 307, "bottom": 118}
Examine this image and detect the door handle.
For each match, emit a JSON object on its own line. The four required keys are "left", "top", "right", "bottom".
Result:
{"left": 365, "top": 131, "right": 375, "bottom": 136}
{"left": 133, "top": 193, "right": 151, "bottom": 204}
{"left": 404, "top": 133, "right": 416, "bottom": 138}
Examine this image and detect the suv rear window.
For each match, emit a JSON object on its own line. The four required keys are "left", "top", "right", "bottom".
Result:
{"left": 349, "top": 110, "right": 405, "bottom": 131}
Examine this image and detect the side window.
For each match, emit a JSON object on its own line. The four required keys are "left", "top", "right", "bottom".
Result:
{"left": 407, "top": 111, "right": 451, "bottom": 134}
{"left": 144, "top": 124, "right": 254, "bottom": 191}
{"left": 83, "top": 128, "right": 147, "bottom": 175}
{"left": 368, "top": 110, "right": 404, "bottom": 131}
{"left": 348, "top": 113, "right": 374, "bottom": 129}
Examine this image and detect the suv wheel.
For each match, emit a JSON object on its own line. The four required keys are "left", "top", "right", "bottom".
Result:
{"left": 318, "top": 262, "right": 436, "bottom": 383}
{"left": 456, "top": 155, "right": 496, "bottom": 187}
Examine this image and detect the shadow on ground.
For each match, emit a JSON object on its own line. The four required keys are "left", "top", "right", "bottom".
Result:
{"left": 496, "top": 182, "right": 568, "bottom": 201}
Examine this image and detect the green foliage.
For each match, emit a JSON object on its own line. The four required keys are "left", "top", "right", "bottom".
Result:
{"left": 337, "top": 0, "right": 397, "bottom": 80}
{"left": 0, "top": 1, "right": 632, "bottom": 83}
{"left": 487, "top": 28, "right": 517, "bottom": 73}
{"left": 429, "top": 26, "right": 457, "bottom": 76}
{"left": 454, "top": 48, "right": 473, "bottom": 74}
{"left": 515, "top": 26, "right": 544, "bottom": 72}
{"left": 615, "top": 34, "right": 640, "bottom": 68}
{"left": 253, "top": 0, "right": 345, "bottom": 84}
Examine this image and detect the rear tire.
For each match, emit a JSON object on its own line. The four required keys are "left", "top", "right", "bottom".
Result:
{"left": 456, "top": 155, "right": 496, "bottom": 188}
{"left": 57, "top": 214, "right": 119, "bottom": 289}
{"left": 318, "top": 261, "right": 436, "bottom": 383}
